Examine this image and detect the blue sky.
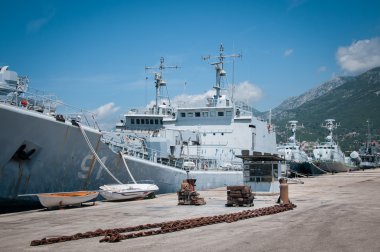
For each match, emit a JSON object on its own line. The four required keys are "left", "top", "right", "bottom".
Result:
{"left": 1, "top": 0, "right": 380, "bottom": 128}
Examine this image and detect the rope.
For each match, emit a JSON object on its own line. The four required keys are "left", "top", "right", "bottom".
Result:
{"left": 120, "top": 152, "right": 137, "bottom": 184}
{"left": 77, "top": 123, "right": 122, "bottom": 184}
{"left": 309, "top": 162, "right": 328, "bottom": 174}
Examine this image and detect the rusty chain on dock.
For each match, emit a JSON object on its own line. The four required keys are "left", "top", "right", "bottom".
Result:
{"left": 30, "top": 203, "right": 296, "bottom": 246}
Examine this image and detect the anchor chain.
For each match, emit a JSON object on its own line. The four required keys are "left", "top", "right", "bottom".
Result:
{"left": 31, "top": 203, "right": 296, "bottom": 246}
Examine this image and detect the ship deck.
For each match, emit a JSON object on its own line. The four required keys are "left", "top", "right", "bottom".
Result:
{"left": 1, "top": 169, "right": 380, "bottom": 251}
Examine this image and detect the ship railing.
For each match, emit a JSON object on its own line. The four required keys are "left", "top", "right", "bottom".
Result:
{"left": 234, "top": 101, "right": 254, "bottom": 116}
{"left": 118, "top": 143, "right": 243, "bottom": 171}
{"left": 0, "top": 87, "right": 98, "bottom": 129}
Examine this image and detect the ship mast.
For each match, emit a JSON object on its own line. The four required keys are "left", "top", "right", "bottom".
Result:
{"left": 322, "top": 119, "right": 339, "bottom": 144}
{"left": 287, "top": 120, "right": 303, "bottom": 145}
{"left": 366, "top": 119, "right": 371, "bottom": 154}
{"left": 202, "top": 44, "right": 241, "bottom": 105}
{"left": 145, "top": 57, "right": 179, "bottom": 114}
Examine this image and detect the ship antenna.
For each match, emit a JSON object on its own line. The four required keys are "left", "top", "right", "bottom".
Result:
{"left": 366, "top": 119, "right": 371, "bottom": 153}
{"left": 322, "top": 119, "right": 339, "bottom": 144}
{"left": 287, "top": 120, "right": 303, "bottom": 145}
{"left": 202, "top": 44, "right": 241, "bottom": 105}
{"left": 145, "top": 57, "right": 179, "bottom": 114}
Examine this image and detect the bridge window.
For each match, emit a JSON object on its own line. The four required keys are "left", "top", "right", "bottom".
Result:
{"left": 218, "top": 111, "right": 224, "bottom": 116}
{"left": 150, "top": 119, "right": 153, "bottom": 124}
{"left": 187, "top": 112, "right": 194, "bottom": 117}
{"left": 210, "top": 111, "right": 216, "bottom": 117}
{"left": 226, "top": 111, "right": 232, "bottom": 116}
{"left": 181, "top": 113, "right": 186, "bottom": 117}
{"left": 195, "top": 112, "right": 201, "bottom": 117}
{"left": 155, "top": 119, "right": 158, "bottom": 124}
{"left": 136, "top": 119, "right": 140, "bottom": 124}
{"left": 202, "top": 111, "right": 209, "bottom": 117}
{"left": 131, "top": 118, "right": 135, "bottom": 124}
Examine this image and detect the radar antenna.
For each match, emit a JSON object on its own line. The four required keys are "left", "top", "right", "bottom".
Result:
{"left": 202, "top": 44, "right": 241, "bottom": 104}
{"left": 322, "top": 119, "right": 340, "bottom": 144}
{"left": 286, "top": 120, "right": 304, "bottom": 145}
{"left": 145, "top": 57, "right": 179, "bottom": 114}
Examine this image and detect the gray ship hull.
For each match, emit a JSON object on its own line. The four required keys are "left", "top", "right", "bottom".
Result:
{"left": 123, "top": 155, "right": 243, "bottom": 194}
{"left": 0, "top": 103, "right": 243, "bottom": 205}
{"left": 289, "top": 161, "right": 326, "bottom": 176}
{"left": 313, "top": 161, "right": 357, "bottom": 173}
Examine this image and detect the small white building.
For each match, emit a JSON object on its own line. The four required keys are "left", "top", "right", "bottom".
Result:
{"left": 237, "top": 151, "right": 284, "bottom": 194}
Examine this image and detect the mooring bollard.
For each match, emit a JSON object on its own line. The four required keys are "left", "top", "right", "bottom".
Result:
{"left": 278, "top": 178, "right": 289, "bottom": 204}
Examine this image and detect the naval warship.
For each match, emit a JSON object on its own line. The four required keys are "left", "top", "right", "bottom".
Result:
{"left": 312, "top": 119, "right": 358, "bottom": 173}
{"left": 0, "top": 66, "right": 133, "bottom": 206}
{"left": 103, "top": 45, "right": 278, "bottom": 193}
{"left": 0, "top": 46, "right": 278, "bottom": 205}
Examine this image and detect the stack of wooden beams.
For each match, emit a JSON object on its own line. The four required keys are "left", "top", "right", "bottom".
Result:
{"left": 226, "top": 185, "right": 254, "bottom": 207}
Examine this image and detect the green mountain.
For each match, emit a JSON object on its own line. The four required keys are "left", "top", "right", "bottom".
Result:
{"left": 271, "top": 67, "right": 380, "bottom": 152}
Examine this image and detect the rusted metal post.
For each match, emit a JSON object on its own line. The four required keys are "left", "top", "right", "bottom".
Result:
{"left": 279, "top": 178, "right": 289, "bottom": 204}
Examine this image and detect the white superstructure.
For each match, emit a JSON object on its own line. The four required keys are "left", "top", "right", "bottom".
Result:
{"left": 105, "top": 46, "right": 277, "bottom": 191}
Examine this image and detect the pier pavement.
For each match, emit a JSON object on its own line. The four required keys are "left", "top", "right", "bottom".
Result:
{"left": 1, "top": 168, "right": 380, "bottom": 251}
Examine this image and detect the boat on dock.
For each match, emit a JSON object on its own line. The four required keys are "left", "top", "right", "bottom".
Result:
{"left": 99, "top": 184, "right": 159, "bottom": 201}
{"left": 37, "top": 191, "right": 99, "bottom": 208}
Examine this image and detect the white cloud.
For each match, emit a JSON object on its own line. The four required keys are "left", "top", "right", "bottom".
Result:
{"left": 92, "top": 102, "right": 120, "bottom": 119}
{"left": 152, "top": 81, "right": 262, "bottom": 108}
{"left": 318, "top": 66, "right": 327, "bottom": 72}
{"left": 232, "top": 81, "right": 263, "bottom": 103}
{"left": 284, "top": 48, "right": 294, "bottom": 57}
{"left": 26, "top": 9, "right": 56, "bottom": 33}
{"left": 336, "top": 37, "right": 380, "bottom": 73}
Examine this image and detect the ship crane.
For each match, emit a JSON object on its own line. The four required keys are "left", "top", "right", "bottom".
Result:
{"left": 145, "top": 57, "right": 179, "bottom": 114}
{"left": 202, "top": 44, "right": 241, "bottom": 103}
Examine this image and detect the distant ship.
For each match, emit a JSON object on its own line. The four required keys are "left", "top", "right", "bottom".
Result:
{"left": 350, "top": 120, "right": 380, "bottom": 169}
{"left": 312, "top": 119, "right": 357, "bottom": 173}
{"left": 104, "top": 45, "right": 278, "bottom": 193}
{"left": 277, "top": 121, "right": 322, "bottom": 176}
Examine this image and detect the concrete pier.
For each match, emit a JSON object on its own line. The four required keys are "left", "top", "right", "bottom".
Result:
{"left": 1, "top": 169, "right": 380, "bottom": 251}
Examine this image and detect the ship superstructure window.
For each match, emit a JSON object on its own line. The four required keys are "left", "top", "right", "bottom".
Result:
{"left": 136, "top": 119, "right": 140, "bottom": 124}
{"left": 195, "top": 112, "right": 201, "bottom": 117}
{"left": 218, "top": 111, "right": 224, "bottom": 117}
{"left": 181, "top": 113, "right": 186, "bottom": 117}
{"left": 155, "top": 119, "right": 158, "bottom": 124}
{"left": 150, "top": 119, "right": 153, "bottom": 124}
{"left": 187, "top": 112, "right": 194, "bottom": 117}
{"left": 160, "top": 120, "right": 163, "bottom": 124}
{"left": 226, "top": 111, "right": 232, "bottom": 116}
{"left": 141, "top": 119, "right": 145, "bottom": 124}
{"left": 210, "top": 111, "right": 216, "bottom": 117}
{"left": 131, "top": 118, "right": 135, "bottom": 124}
{"left": 202, "top": 111, "right": 209, "bottom": 117}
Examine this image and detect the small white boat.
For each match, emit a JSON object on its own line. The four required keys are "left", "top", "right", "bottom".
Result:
{"left": 37, "top": 191, "right": 99, "bottom": 208}
{"left": 99, "top": 184, "right": 159, "bottom": 201}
